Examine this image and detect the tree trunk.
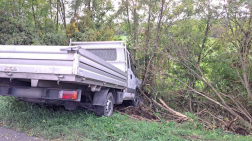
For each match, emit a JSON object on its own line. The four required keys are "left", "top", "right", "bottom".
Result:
{"left": 126, "top": 0, "right": 131, "bottom": 35}
{"left": 56, "top": 0, "right": 59, "bottom": 31}
{"left": 142, "top": 0, "right": 152, "bottom": 81}
{"left": 197, "top": 17, "right": 210, "bottom": 66}
{"left": 12, "top": 0, "right": 16, "bottom": 17}
{"left": 49, "top": 0, "right": 52, "bottom": 19}
{"left": 133, "top": 1, "right": 137, "bottom": 44}
{"left": 142, "top": 0, "right": 165, "bottom": 87}
{"left": 61, "top": 0, "right": 67, "bottom": 29}
{"left": 31, "top": 1, "right": 36, "bottom": 26}
{"left": 88, "top": 0, "right": 91, "bottom": 11}
{"left": 239, "top": 46, "right": 252, "bottom": 100}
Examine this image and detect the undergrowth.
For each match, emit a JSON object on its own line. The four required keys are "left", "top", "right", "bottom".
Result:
{"left": 0, "top": 96, "right": 251, "bottom": 141}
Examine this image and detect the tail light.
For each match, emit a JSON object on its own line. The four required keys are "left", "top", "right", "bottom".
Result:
{"left": 59, "top": 90, "right": 78, "bottom": 100}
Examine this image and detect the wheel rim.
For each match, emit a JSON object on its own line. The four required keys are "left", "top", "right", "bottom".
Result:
{"left": 133, "top": 97, "right": 139, "bottom": 107}
{"left": 105, "top": 97, "right": 113, "bottom": 116}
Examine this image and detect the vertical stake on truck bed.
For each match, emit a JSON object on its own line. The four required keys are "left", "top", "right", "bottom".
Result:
{"left": 69, "top": 38, "right": 72, "bottom": 46}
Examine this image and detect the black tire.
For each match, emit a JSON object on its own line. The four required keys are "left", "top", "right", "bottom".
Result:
{"left": 131, "top": 89, "right": 141, "bottom": 107}
{"left": 94, "top": 92, "right": 114, "bottom": 117}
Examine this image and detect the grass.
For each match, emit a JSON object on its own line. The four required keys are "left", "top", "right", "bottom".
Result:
{"left": 0, "top": 96, "right": 251, "bottom": 141}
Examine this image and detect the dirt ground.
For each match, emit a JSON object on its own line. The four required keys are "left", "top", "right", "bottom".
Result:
{"left": 0, "top": 126, "right": 48, "bottom": 141}
{"left": 115, "top": 105, "right": 158, "bottom": 120}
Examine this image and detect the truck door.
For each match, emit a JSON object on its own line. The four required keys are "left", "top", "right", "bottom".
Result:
{"left": 127, "top": 53, "right": 136, "bottom": 93}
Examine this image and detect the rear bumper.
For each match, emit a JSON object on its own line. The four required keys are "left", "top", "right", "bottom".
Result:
{"left": 0, "top": 86, "right": 82, "bottom": 102}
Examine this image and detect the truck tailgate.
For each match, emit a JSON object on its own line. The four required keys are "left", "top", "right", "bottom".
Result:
{"left": 0, "top": 45, "right": 75, "bottom": 80}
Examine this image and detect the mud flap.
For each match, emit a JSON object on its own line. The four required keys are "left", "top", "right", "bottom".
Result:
{"left": 92, "top": 88, "right": 110, "bottom": 106}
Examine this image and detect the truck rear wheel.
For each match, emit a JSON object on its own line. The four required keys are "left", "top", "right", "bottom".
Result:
{"left": 94, "top": 92, "right": 114, "bottom": 117}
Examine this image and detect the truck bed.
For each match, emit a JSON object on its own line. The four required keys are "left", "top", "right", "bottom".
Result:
{"left": 0, "top": 45, "right": 127, "bottom": 89}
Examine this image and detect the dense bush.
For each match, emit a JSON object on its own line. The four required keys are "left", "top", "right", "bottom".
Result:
{"left": 0, "top": 11, "right": 35, "bottom": 45}
{"left": 0, "top": 11, "right": 69, "bottom": 46}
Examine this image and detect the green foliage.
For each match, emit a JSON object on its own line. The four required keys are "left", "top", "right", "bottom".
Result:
{"left": 0, "top": 0, "right": 70, "bottom": 46}
{"left": 40, "top": 32, "right": 69, "bottom": 45}
{"left": 0, "top": 96, "right": 250, "bottom": 141}
{"left": 67, "top": 0, "right": 116, "bottom": 41}
{"left": 0, "top": 11, "right": 36, "bottom": 45}
{"left": 0, "top": 11, "right": 69, "bottom": 46}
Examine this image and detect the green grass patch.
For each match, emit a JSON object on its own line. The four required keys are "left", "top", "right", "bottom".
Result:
{"left": 0, "top": 96, "right": 251, "bottom": 141}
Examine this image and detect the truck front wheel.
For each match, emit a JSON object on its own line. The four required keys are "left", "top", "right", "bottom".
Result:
{"left": 94, "top": 92, "right": 114, "bottom": 117}
{"left": 132, "top": 89, "right": 141, "bottom": 107}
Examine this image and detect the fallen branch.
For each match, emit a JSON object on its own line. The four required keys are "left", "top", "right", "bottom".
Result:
{"left": 159, "top": 98, "right": 188, "bottom": 119}
{"left": 204, "top": 111, "right": 227, "bottom": 126}
{"left": 152, "top": 98, "right": 188, "bottom": 122}
{"left": 195, "top": 109, "right": 207, "bottom": 115}
{"left": 139, "top": 89, "right": 152, "bottom": 103}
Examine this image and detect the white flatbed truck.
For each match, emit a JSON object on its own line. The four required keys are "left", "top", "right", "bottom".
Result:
{"left": 0, "top": 40, "right": 141, "bottom": 116}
